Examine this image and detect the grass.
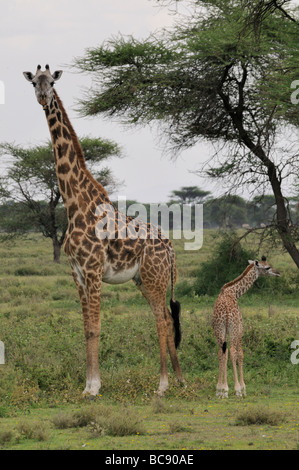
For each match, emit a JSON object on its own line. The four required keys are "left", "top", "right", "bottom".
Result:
{"left": 0, "top": 231, "right": 298, "bottom": 450}
{"left": 0, "top": 396, "right": 298, "bottom": 450}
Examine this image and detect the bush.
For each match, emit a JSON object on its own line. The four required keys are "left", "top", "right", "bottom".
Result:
{"left": 194, "top": 231, "right": 256, "bottom": 296}
{"left": 16, "top": 420, "right": 49, "bottom": 441}
{"left": 0, "top": 430, "right": 14, "bottom": 447}
{"left": 235, "top": 406, "right": 286, "bottom": 426}
{"left": 105, "top": 409, "right": 145, "bottom": 437}
{"left": 52, "top": 405, "right": 145, "bottom": 437}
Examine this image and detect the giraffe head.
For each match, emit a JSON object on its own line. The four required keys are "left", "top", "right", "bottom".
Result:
{"left": 248, "top": 256, "right": 280, "bottom": 277}
{"left": 23, "top": 65, "right": 63, "bottom": 109}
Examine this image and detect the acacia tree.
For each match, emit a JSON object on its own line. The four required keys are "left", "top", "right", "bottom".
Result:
{"left": 72, "top": 0, "right": 299, "bottom": 267}
{"left": 169, "top": 186, "right": 211, "bottom": 204}
{"left": 0, "top": 137, "right": 122, "bottom": 262}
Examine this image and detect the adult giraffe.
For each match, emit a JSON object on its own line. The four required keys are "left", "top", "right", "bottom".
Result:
{"left": 23, "top": 65, "right": 184, "bottom": 397}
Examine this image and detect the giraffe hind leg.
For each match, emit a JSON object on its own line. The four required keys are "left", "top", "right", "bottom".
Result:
{"left": 216, "top": 346, "right": 229, "bottom": 398}
{"left": 214, "top": 321, "right": 229, "bottom": 398}
{"left": 136, "top": 283, "right": 183, "bottom": 396}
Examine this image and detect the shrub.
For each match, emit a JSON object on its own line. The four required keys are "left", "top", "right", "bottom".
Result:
{"left": 52, "top": 405, "right": 145, "bottom": 437}
{"left": 105, "top": 409, "right": 145, "bottom": 437}
{"left": 0, "top": 430, "right": 14, "bottom": 447}
{"left": 194, "top": 231, "right": 257, "bottom": 296}
{"left": 235, "top": 406, "right": 286, "bottom": 426}
{"left": 14, "top": 267, "right": 40, "bottom": 276}
{"left": 16, "top": 420, "right": 48, "bottom": 441}
{"left": 168, "top": 420, "right": 192, "bottom": 434}
{"left": 72, "top": 406, "right": 99, "bottom": 428}
{"left": 51, "top": 411, "right": 77, "bottom": 429}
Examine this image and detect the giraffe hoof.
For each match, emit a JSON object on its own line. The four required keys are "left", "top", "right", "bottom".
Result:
{"left": 175, "top": 378, "right": 186, "bottom": 388}
{"left": 216, "top": 390, "right": 228, "bottom": 398}
{"left": 84, "top": 394, "right": 97, "bottom": 401}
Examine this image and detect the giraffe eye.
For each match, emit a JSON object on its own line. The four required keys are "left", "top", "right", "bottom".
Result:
{"left": 32, "top": 82, "right": 36, "bottom": 87}
{"left": 50, "top": 82, "right": 54, "bottom": 87}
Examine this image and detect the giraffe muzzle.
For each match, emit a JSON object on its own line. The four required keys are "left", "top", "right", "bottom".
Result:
{"left": 40, "top": 98, "right": 48, "bottom": 110}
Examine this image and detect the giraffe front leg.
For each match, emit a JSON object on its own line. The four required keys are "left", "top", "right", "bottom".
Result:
{"left": 83, "top": 287, "right": 102, "bottom": 397}
{"left": 84, "top": 325, "right": 102, "bottom": 397}
{"left": 238, "top": 345, "right": 246, "bottom": 397}
{"left": 230, "top": 345, "right": 242, "bottom": 397}
{"left": 78, "top": 271, "right": 102, "bottom": 397}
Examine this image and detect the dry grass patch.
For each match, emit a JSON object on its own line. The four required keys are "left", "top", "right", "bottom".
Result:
{"left": 235, "top": 406, "right": 287, "bottom": 426}
{"left": 52, "top": 404, "right": 145, "bottom": 437}
{"left": 16, "top": 420, "right": 49, "bottom": 441}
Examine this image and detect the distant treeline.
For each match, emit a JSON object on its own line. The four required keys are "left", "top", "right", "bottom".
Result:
{"left": 118, "top": 194, "right": 299, "bottom": 230}
{"left": 1, "top": 193, "right": 299, "bottom": 235}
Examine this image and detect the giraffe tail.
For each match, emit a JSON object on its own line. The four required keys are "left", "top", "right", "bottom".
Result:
{"left": 170, "top": 246, "right": 181, "bottom": 349}
{"left": 170, "top": 299, "right": 181, "bottom": 349}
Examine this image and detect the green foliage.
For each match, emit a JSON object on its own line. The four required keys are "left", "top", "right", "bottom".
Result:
{"left": 0, "top": 137, "right": 122, "bottom": 261}
{"left": 72, "top": 0, "right": 299, "bottom": 268}
{"left": 73, "top": 0, "right": 299, "bottom": 148}
{"left": 194, "top": 231, "right": 257, "bottom": 295}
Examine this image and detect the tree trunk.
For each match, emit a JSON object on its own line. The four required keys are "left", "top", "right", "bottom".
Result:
{"left": 236, "top": 120, "right": 299, "bottom": 268}
{"left": 218, "top": 80, "right": 299, "bottom": 269}
{"left": 52, "top": 236, "right": 61, "bottom": 264}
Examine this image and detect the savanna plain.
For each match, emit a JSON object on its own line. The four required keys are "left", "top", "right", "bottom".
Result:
{"left": 0, "top": 230, "right": 298, "bottom": 450}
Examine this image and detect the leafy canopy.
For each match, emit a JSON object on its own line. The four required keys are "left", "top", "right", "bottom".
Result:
{"left": 73, "top": 0, "right": 299, "bottom": 150}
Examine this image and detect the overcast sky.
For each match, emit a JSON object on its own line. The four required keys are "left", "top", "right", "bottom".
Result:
{"left": 0, "top": 0, "right": 216, "bottom": 203}
{"left": 0, "top": 0, "right": 298, "bottom": 203}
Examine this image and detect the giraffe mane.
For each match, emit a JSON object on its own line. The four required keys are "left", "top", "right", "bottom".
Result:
{"left": 53, "top": 88, "right": 109, "bottom": 199}
{"left": 221, "top": 263, "right": 254, "bottom": 291}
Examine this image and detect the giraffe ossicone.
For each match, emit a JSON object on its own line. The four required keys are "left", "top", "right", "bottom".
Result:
{"left": 212, "top": 257, "right": 280, "bottom": 398}
{"left": 23, "top": 65, "right": 184, "bottom": 397}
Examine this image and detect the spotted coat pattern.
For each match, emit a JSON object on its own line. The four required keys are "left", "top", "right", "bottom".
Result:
{"left": 25, "top": 68, "right": 184, "bottom": 397}
{"left": 212, "top": 260, "right": 280, "bottom": 398}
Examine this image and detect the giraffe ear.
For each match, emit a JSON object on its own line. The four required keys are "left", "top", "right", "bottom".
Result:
{"left": 52, "top": 70, "right": 63, "bottom": 81}
{"left": 23, "top": 72, "right": 34, "bottom": 82}
{"left": 248, "top": 260, "right": 254, "bottom": 265}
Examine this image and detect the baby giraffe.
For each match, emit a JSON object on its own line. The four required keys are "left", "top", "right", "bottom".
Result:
{"left": 212, "top": 256, "right": 280, "bottom": 398}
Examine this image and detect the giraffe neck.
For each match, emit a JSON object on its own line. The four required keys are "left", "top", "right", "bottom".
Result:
{"left": 222, "top": 264, "right": 258, "bottom": 299}
{"left": 44, "top": 89, "right": 110, "bottom": 218}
